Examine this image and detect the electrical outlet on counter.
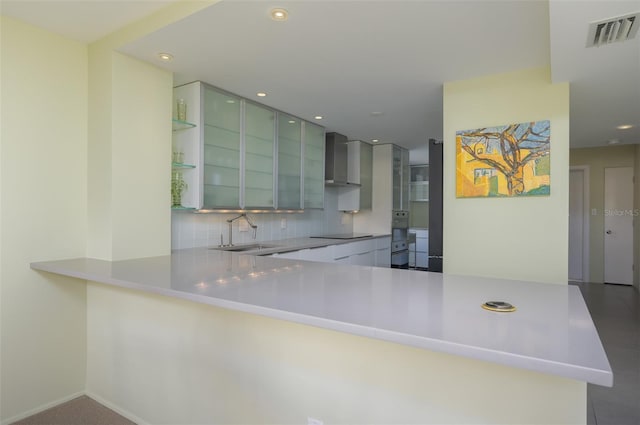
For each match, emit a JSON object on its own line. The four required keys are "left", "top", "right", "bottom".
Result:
{"left": 281, "top": 218, "right": 287, "bottom": 229}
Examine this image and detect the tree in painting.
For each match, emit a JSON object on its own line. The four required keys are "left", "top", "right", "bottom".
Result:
{"left": 457, "top": 121, "right": 550, "bottom": 196}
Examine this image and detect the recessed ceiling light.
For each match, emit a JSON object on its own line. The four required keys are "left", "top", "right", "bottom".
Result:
{"left": 372, "top": 139, "right": 379, "bottom": 143}
{"left": 608, "top": 139, "right": 621, "bottom": 145}
{"left": 617, "top": 124, "right": 634, "bottom": 130}
{"left": 157, "top": 53, "right": 173, "bottom": 61}
{"left": 288, "top": 120, "right": 296, "bottom": 124}
{"left": 314, "top": 116, "right": 323, "bottom": 120}
{"left": 270, "top": 8, "right": 288, "bottom": 21}
{"left": 370, "top": 111, "right": 384, "bottom": 116}
{"left": 226, "top": 100, "right": 236, "bottom": 104}
{"left": 257, "top": 92, "right": 267, "bottom": 97}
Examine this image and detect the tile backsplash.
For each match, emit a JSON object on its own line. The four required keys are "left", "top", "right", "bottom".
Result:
{"left": 172, "top": 187, "right": 353, "bottom": 250}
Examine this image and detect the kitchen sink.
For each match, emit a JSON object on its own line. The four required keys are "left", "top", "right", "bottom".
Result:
{"left": 209, "top": 243, "right": 279, "bottom": 252}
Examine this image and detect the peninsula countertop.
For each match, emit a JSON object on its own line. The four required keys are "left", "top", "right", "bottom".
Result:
{"left": 30, "top": 247, "right": 613, "bottom": 387}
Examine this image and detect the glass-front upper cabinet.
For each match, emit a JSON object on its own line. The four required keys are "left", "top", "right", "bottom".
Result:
{"left": 402, "top": 148, "right": 410, "bottom": 210}
{"left": 244, "top": 102, "right": 275, "bottom": 208}
{"left": 202, "top": 86, "right": 241, "bottom": 208}
{"left": 303, "top": 122, "right": 325, "bottom": 209}
{"left": 392, "top": 145, "right": 410, "bottom": 210}
{"left": 392, "top": 146, "right": 402, "bottom": 210}
{"left": 277, "top": 113, "right": 302, "bottom": 209}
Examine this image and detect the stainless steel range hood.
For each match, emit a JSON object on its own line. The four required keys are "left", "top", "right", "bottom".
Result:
{"left": 325, "top": 132, "right": 349, "bottom": 186}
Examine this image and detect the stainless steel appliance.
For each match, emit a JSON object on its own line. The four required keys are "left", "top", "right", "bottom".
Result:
{"left": 428, "top": 139, "right": 443, "bottom": 272}
{"left": 391, "top": 210, "right": 409, "bottom": 268}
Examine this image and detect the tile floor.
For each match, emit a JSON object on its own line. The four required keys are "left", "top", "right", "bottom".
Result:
{"left": 572, "top": 282, "right": 640, "bottom": 425}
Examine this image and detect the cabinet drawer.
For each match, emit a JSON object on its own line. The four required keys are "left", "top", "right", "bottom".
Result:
{"left": 333, "top": 239, "right": 374, "bottom": 258}
{"left": 298, "top": 246, "right": 334, "bottom": 262}
{"left": 375, "top": 236, "right": 391, "bottom": 249}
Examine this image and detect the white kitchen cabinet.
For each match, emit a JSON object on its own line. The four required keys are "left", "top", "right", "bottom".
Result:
{"left": 334, "top": 256, "right": 351, "bottom": 265}
{"left": 295, "top": 246, "right": 334, "bottom": 262}
{"left": 392, "top": 146, "right": 410, "bottom": 211}
{"left": 277, "top": 113, "right": 302, "bottom": 209}
{"left": 266, "top": 237, "right": 390, "bottom": 268}
{"left": 338, "top": 140, "right": 373, "bottom": 211}
{"left": 351, "top": 250, "right": 374, "bottom": 266}
{"left": 172, "top": 81, "right": 324, "bottom": 211}
{"left": 244, "top": 101, "right": 276, "bottom": 208}
{"left": 374, "top": 236, "right": 392, "bottom": 268}
{"left": 303, "top": 122, "right": 325, "bottom": 209}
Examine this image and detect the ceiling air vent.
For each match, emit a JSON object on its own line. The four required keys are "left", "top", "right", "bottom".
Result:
{"left": 586, "top": 12, "right": 640, "bottom": 47}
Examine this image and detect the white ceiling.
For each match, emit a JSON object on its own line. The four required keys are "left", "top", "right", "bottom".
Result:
{"left": 2, "top": 0, "right": 639, "bottom": 156}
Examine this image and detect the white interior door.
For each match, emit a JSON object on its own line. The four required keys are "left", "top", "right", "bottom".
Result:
{"left": 604, "top": 167, "right": 634, "bottom": 285}
{"left": 569, "top": 169, "right": 584, "bottom": 281}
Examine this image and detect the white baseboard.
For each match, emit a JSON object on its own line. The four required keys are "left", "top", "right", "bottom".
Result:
{"left": 1, "top": 391, "right": 85, "bottom": 425}
{"left": 85, "top": 391, "right": 150, "bottom": 425}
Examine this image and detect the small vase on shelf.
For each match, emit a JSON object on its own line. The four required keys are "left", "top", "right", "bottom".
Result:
{"left": 171, "top": 171, "right": 188, "bottom": 207}
{"left": 177, "top": 99, "right": 187, "bottom": 122}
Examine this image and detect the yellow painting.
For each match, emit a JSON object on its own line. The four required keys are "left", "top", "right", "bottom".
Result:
{"left": 456, "top": 120, "right": 550, "bottom": 197}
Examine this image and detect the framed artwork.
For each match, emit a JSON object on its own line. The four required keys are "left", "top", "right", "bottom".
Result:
{"left": 456, "top": 120, "right": 550, "bottom": 197}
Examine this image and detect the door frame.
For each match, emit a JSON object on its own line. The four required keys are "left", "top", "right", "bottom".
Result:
{"left": 569, "top": 165, "right": 590, "bottom": 282}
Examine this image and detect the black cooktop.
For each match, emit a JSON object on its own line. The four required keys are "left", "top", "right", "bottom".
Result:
{"left": 309, "top": 233, "right": 373, "bottom": 240}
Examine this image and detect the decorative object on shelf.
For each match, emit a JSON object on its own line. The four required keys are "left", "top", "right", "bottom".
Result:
{"left": 172, "top": 150, "right": 184, "bottom": 164}
{"left": 177, "top": 98, "right": 187, "bottom": 121}
{"left": 171, "top": 171, "right": 188, "bottom": 207}
{"left": 456, "top": 120, "right": 550, "bottom": 198}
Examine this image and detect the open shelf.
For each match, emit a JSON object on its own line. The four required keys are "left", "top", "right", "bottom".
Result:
{"left": 172, "top": 119, "right": 197, "bottom": 132}
{"left": 172, "top": 162, "right": 196, "bottom": 169}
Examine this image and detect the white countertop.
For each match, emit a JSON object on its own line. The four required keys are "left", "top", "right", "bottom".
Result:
{"left": 30, "top": 245, "right": 613, "bottom": 387}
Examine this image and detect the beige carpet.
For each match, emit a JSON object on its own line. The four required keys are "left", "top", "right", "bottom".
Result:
{"left": 11, "top": 395, "right": 136, "bottom": 425}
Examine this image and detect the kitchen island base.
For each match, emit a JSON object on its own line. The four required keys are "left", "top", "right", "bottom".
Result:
{"left": 85, "top": 282, "right": 586, "bottom": 425}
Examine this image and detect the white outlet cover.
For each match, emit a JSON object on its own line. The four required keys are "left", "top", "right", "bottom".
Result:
{"left": 281, "top": 218, "right": 287, "bottom": 229}
{"left": 307, "top": 418, "right": 323, "bottom": 425}
{"left": 239, "top": 220, "right": 249, "bottom": 232}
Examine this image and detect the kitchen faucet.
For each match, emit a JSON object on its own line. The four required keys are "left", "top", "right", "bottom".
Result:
{"left": 222, "top": 213, "right": 257, "bottom": 247}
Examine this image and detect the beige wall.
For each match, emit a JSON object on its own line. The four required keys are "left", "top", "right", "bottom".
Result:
{"left": 86, "top": 283, "right": 585, "bottom": 425}
{"left": 0, "top": 17, "right": 88, "bottom": 422}
{"left": 1, "top": 1, "right": 216, "bottom": 422}
{"left": 570, "top": 145, "right": 636, "bottom": 284}
{"left": 443, "top": 68, "right": 570, "bottom": 284}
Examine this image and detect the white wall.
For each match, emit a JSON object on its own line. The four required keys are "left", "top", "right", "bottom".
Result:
{"left": 443, "top": 67, "right": 570, "bottom": 284}
{"left": 0, "top": 17, "right": 88, "bottom": 422}
{"left": 172, "top": 187, "right": 353, "bottom": 249}
{"left": 353, "top": 144, "right": 393, "bottom": 234}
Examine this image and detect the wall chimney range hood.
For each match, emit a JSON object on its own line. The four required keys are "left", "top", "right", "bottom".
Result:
{"left": 325, "top": 132, "right": 351, "bottom": 186}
